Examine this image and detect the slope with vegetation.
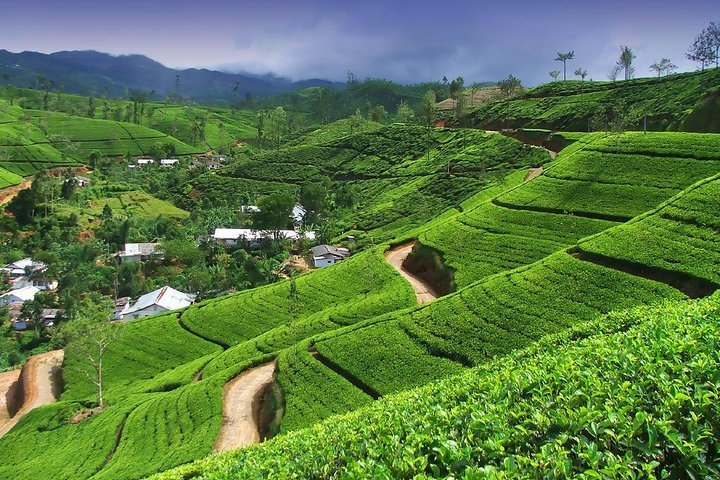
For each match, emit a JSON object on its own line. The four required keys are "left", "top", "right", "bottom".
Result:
{"left": 468, "top": 68, "right": 720, "bottom": 132}
{"left": 156, "top": 294, "right": 720, "bottom": 479}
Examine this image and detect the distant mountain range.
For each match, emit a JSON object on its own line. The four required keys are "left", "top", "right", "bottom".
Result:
{"left": 0, "top": 49, "right": 343, "bottom": 103}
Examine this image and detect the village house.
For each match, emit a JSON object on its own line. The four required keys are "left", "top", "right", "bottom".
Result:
{"left": 135, "top": 157, "right": 155, "bottom": 166}
{"left": 12, "top": 308, "right": 60, "bottom": 331}
{"left": 119, "top": 286, "right": 196, "bottom": 321}
{"left": 0, "top": 285, "right": 41, "bottom": 307}
{"left": 1, "top": 258, "right": 57, "bottom": 291}
{"left": 239, "top": 205, "right": 260, "bottom": 214}
{"left": 211, "top": 228, "right": 315, "bottom": 248}
{"left": 310, "top": 245, "right": 351, "bottom": 268}
{"left": 160, "top": 158, "right": 179, "bottom": 167}
{"left": 117, "top": 243, "right": 163, "bottom": 263}
{"left": 210, "top": 154, "right": 226, "bottom": 163}
{"left": 65, "top": 175, "right": 92, "bottom": 188}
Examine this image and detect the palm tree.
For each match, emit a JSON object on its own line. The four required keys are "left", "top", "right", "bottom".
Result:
{"left": 555, "top": 51, "right": 575, "bottom": 81}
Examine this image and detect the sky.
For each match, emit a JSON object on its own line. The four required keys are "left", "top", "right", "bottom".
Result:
{"left": 1, "top": 0, "right": 717, "bottom": 85}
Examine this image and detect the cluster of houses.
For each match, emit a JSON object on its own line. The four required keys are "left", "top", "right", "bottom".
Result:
{"left": 0, "top": 258, "right": 58, "bottom": 331}
{"left": 129, "top": 154, "right": 228, "bottom": 170}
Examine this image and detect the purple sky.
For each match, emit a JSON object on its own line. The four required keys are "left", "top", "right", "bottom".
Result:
{"left": 2, "top": 0, "right": 717, "bottom": 84}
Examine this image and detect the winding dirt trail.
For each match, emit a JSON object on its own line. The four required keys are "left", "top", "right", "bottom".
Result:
{"left": 0, "top": 350, "right": 64, "bottom": 438}
{"left": 385, "top": 242, "right": 438, "bottom": 304}
{"left": 213, "top": 362, "right": 276, "bottom": 452}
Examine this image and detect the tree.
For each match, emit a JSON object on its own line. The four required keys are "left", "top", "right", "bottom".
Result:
{"left": 395, "top": 99, "right": 414, "bottom": 123}
{"left": 708, "top": 22, "right": 720, "bottom": 69}
{"left": 266, "top": 107, "right": 288, "bottom": 154}
{"left": 574, "top": 68, "right": 588, "bottom": 81}
{"left": 649, "top": 58, "right": 677, "bottom": 77}
{"left": 254, "top": 192, "right": 294, "bottom": 231}
{"left": 469, "top": 82, "right": 484, "bottom": 107}
{"left": 449, "top": 76, "right": 465, "bottom": 118}
{"left": 617, "top": 46, "right": 636, "bottom": 80}
{"left": 687, "top": 27, "right": 717, "bottom": 71}
{"left": 371, "top": 105, "right": 386, "bottom": 123}
{"left": 497, "top": 74, "right": 522, "bottom": 99}
{"left": 87, "top": 96, "right": 96, "bottom": 118}
{"left": 300, "top": 182, "right": 328, "bottom": 215}
{"left": 554, "top": 51, "right": 575, "bottom": 81}
{"left": 349, "top": 109, "right": 365, "bottom": 134}
{"left": 549, "top": 70, "right": 560, "bottom": 82}
{"left": 415, "top": 91, "right": 437, "bottom": 163}
{"left": 607, "top": 65, "right": 623, "bottom": 81}
{"left": 57, "top": 316, "right": 123, "bottom": 407}
{"left": 256, "top": 111, "right": 266, "bottom": 146}
{"left": 7, "top": 188, "right": 37, "bottom": 225}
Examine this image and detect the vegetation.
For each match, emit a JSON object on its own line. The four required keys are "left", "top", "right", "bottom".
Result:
{"left": 155, "top": 295, "right": 720, "bottom": 479}
{"left": 467, "top": 68, "right": 720, "bottom": 132}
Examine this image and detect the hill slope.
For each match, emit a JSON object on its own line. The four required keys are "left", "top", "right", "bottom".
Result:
{"left": 468, "top": 69, "right": 720, "bottom": 132}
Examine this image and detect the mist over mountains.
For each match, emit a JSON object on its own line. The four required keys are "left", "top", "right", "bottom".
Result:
{"left": 0, "top": 49, "right": 342, "bottom": 103}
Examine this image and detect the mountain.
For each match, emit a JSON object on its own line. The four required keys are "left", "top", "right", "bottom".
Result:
{"left": 0, "top": 49, "right": 342, "bottom": 103}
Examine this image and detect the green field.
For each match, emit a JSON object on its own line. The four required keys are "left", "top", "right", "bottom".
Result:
{"left": 55, "top": 189, "right": 190, "bottom": 224}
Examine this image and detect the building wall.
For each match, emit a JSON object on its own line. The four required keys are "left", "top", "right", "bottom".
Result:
{"left": 313, "top": 257, "right": 338, "bottom": 268}
{"left": 126, "top": 305, "right": 168, "bottom": 320}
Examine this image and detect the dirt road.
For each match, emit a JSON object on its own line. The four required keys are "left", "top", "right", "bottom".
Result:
{"left": 0, "top": 178, "right": 33, "bottom": 206}
{"left": 0, "top": 369, "right": 21, "bottom": 420}
{"left": 384, "top": 242, "right": 438, "bottom": 304}
{"left": 0, "top": 350, "right": 64, "bottom": 438}
{"left": 213, "top": 362, "right": 276, "bottom": 452}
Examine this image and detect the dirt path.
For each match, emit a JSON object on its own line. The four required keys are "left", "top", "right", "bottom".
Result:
{"left": 524, "top": 166, "right": 544, "bottom": 181}
{"left": 384, "top": 242, "right": 438, "bottom": 304}
{"left": 0, "top": 350, "right": 64, "bottom": 438}
{"left": 0, "top": 369, "right": 21, "bottom": 420}
{"left": 213, "top": 362, "right": 276, "bottom": 452}
{"left": 0, "top": 178, "right": 33, "bottom": 206}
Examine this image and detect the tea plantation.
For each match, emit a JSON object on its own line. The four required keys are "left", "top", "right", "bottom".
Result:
{"left": 2, "top": 71, "right": 720, "bottom": 480}
{"left": 469, "top": 68, "right": 720, "bottom": 132}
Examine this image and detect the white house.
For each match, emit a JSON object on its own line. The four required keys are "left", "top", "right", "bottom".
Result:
{"left": 212, "top": 228, "right": 315, "bottom": 248}
{"left": 1, "top": 259, "right": 56, "bottom": 291}
{"left": 239, "top": 205, "right": 260, "bottom": 214}
{"left": 65, "top": 175, "right": 92, "bottom": 188}
{"left": 119, "top": 286, "right": 196, "bottom": 321}
{"left": 160, "top": 158, "right": 179, "bottom": 167}
{"left": 136, "top": 158, "right": 155, "bottom": 166}
{"left": 291, "top": 204, "right": 306, "bottom": 225}
{"left": 0, "top": 286, "right": 41, "bottom": 306}
{"left": 117, "top": 243, "right": 163, "bottom": 263}
{"left": 310, "top": 245, "right": 351, "bottom": 268}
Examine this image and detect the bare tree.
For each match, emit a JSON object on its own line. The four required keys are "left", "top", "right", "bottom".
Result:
{"left": 607, "top": 65, "right": 623, "bottom": 81}
{"left": 555, "top": 51, "right": 575, "bottom": 81}
{"left": 649, "top": 58, "right": 678, "bottom": 77}
{"left": 574, "top": 68, "right": 588, "bottom": 81}
{"left": 687, "top": 24, "right": 718, "bottom": 71}
{"left": 617, "top": 46, "right": 636, "bottom": 80}
{"left": 549, "top": 70, "right": 560, "bottom": 82}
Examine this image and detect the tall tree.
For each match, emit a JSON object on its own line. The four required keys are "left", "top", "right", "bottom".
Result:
{"left": 549, "top": 70, "right": 560, "bottom": 82}
{"left": 687, "top": 26, "right": 717, "bottom": 71}
{"left": 266, "top": 106, "right": 288, "bottom": 154}
{"left": 469, "top": 82, "right": 483, "bottom": 107}
{"left": 497, "top": 74, "right": 522, "bottom": 99}
{"left": 254, "top": 192, "right": 294, "bottom": 231}
{"left": 449, "top": 76, "right": 465, "bottom": 118}
{"left": 416, "top": 91, "right": 437, "bottom": 163}
{"left": 708, "top": 22, "right": 720, "bottom": 69}
{"left": 554, "top": 51, "right": 575, "bottom": 81}
{"left": 617, "top": 46, "right": 636, "bottom": 80}
{"left": 57, "top": 316, "right": 123, "bottom": 407}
